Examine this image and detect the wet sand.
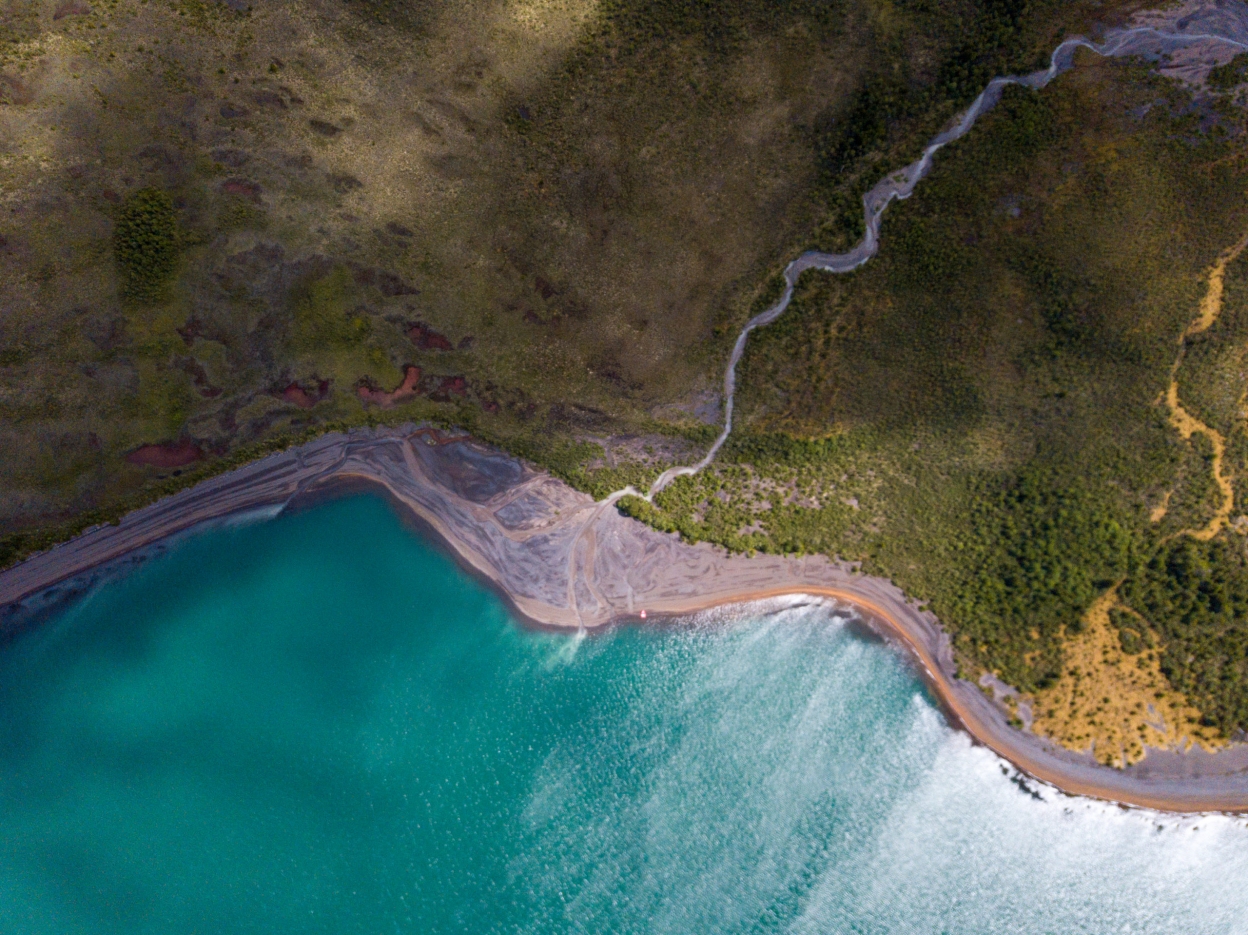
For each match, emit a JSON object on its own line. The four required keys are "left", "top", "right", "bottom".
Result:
{"left": 2, "top": 425, "right": 1246, "bottom": 813}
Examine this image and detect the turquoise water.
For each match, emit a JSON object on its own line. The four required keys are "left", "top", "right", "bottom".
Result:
{"left": 2, "top": 495, "right": 1247, "bottom": 933}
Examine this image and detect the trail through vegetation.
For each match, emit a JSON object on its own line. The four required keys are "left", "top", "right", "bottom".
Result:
{"left": 599, "top": 24, "right": 1248, "bottom": 514}
{"left": 1163, "top": 231, "right": 1248, "bottom": 541}
{"left": 581, "top": 15, "right": 1248, "bottom": 751}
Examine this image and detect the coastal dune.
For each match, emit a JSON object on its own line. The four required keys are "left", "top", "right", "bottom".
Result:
{"left": 3, "top": 425, "right": 1247, "bottom": 814}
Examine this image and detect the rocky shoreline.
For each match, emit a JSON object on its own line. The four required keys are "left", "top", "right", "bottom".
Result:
{"left": 2, "top": 424, "right": 1247, "bottom": 813}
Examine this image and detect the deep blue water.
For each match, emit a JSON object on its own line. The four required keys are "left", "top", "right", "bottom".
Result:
{"left": 1, "top": 494, "right": 1246, "bottom": 933}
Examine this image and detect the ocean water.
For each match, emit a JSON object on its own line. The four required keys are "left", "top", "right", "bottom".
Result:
{"left": 1, "top": 494, "right": 1246, "bottom": 934}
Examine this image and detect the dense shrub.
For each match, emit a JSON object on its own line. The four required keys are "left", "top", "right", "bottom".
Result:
{"left": 113, "top": 188, "right": 179, "bottom": 301}
{"left": 940, "top": 469, "right": 1136, "bottom": 690}
{"left": 1208, "top": 53, "right": 1248, "bottom": 92}
{"left": 1121, "top": 538, "right": 1248, "bottom": 735}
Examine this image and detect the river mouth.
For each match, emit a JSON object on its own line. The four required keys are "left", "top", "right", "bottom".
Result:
{"left": 1, "top": 492, "right": 1246, "bottom": 933}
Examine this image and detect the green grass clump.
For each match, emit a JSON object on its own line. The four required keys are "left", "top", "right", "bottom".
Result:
{"left": 722, "top": 431, "right": 861, "bottom": 465}
{"left": 576, "top": 55, "right": 1248, "bottom": 732}
{"left": 217, "top": 201, "right": 267, "bottom": 232}
{"left": 290, "top": 268, "right": 372, "bottom": 354}
{"left": 114, "top": 188, "right": 179, "bottom": 301}
{"left": 1108, "top": 606, "right": 1154, "bottom": 655}
{"left": 1208, "top": 53, "right": 1248, "bottom": 92}
{"left": 500, "top": 436, "right": 604, "bottom": 482}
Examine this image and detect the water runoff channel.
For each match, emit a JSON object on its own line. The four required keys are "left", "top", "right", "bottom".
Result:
{"left": 593, "top": 23, "right": 1248, "bottom": 513}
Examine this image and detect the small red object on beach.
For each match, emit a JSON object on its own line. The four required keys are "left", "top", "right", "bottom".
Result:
{"left": 639, "top": 609, "right": 647, "bottom": 619}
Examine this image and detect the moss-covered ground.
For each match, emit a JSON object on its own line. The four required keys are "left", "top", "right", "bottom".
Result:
{"left": 0, "top": 0, "right": 1126, "bottom": 545}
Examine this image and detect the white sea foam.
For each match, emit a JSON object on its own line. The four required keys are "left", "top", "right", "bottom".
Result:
{"left": 509, "top": 606, "right": 1248, "bottom": 934}
{"left": 592, "top": 17, "right": 1248, "bottom": 514}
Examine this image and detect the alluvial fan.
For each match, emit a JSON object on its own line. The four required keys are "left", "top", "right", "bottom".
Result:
{"left": 0, "top": 494, "right": 1245, "bottom": 934}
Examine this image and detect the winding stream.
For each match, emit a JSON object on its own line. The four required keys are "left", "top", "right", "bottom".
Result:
{"left": 601, "top": 23, "right": 1248, "bottom": 511}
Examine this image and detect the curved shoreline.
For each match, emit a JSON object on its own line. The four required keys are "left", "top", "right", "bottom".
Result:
{"left": 2, "top": 425, "right": 1246, "bottom": 814}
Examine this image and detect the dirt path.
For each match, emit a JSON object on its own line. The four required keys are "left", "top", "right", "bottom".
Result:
{"left": 601, "top": 24, "right": 1248, "bottom": 512}
{"left": 1185, "top": 233, "right": 1248, "bottom": 339}
{"left": 1163, "top": 382, "right": 1232, "bottom": 539}
{"left": 1162, "top": 232, "right": 1248, "bottom": 540}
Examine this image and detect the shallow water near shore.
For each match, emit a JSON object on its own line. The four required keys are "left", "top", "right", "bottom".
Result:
{"left": 2, "top": 494, "right": 1247, "bottom": 933}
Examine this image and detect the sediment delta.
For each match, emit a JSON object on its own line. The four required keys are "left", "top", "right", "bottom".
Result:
{"left": 2, "top": 424, "right": 1246, "bottom": 814}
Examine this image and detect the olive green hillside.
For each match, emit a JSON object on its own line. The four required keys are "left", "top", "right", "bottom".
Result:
{"left": 613, "top": 55, "right": 1248, "bottom": 757}
{"left": 0, "top": 0, "right": 1132, "bottom": 562}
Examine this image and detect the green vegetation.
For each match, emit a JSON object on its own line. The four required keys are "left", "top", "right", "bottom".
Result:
{"left": 1122, "top": 539, "right": 1248, "bottom": 735}
{"left": 289, "top": 268, "right": 373, "bottom": 355}
{"left": 1109, "top": 606, "right": 1155, "bottom": 656}
{"left": 1208, "top": 53, "right": 1248, "bottom": 92}
{"left": 939, "top": 470, "right": 1134, "bottom": 689}
{"left": 113, "top": 188, "right": 179, "bottom": 301}
{"left": 2, "top": 0, "right": 1134, "bottom": 557}
{"left": 577, "top": 58, "right": 1248, "bottom": 735}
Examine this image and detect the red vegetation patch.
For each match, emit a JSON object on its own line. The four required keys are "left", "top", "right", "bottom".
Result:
{"left": 53, "top": 1, "right": 90, "bottom": 19}
{"left": 221, "top": 178, "right": 262, "bottom": 202}
{"left": 408, "top": 322, "right": 453, "bottom": 351}
{"left": 431, "top": 375, "right": 468, "bottom": 400}
{"left": 356, "top": 368, "right": 472, "bottom": 408}
{"left": 125, "top": 439, "right": 204, "bottom": 468}
{"left": 281, "top": 377, "right": 330, "bottom": 409}
{"left": 357, "top": 365, "right": 422, "bottom": 409}
{"left": 283, "top": 385, "right": 315, "bottom": 408}
{"left": 0, "top": 75, "right": 35, "bottom": 106}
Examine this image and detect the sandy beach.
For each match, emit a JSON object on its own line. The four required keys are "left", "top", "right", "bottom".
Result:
{"left": 2, "top": 424, "right": 1247, "bottom": 813}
